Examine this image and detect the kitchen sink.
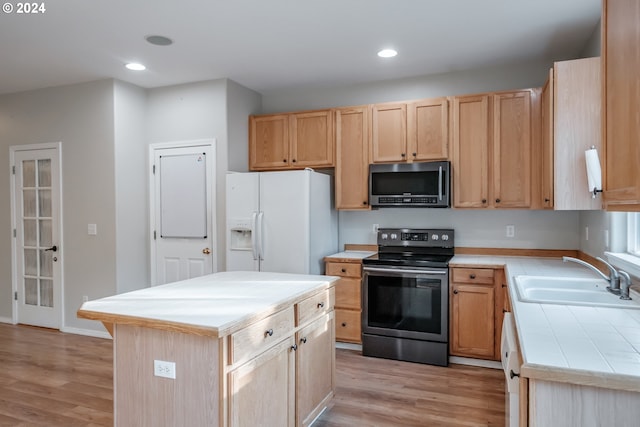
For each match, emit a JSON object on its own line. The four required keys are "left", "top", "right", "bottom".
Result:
{"left": 513, "top": 276, "right": 640, "bottom": 309}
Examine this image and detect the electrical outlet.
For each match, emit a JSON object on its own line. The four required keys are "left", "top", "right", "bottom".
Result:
{"left": 506, "top": 225, "right": 515, "bottom": 238}
{"left": 154, "top": 360, "right": 176, "bottom": 379}
{"left": 82, "top": 295, "right": 88, "bottom": 303}
{"left": 373, "top": 224, "right": 379, "bottom": 233}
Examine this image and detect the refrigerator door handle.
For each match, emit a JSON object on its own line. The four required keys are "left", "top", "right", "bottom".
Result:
{"left": 257, "top": 211, "right": 265, "bottom": 261}
{"left": 251, "top": 212, "right": 258, "bottom": 261}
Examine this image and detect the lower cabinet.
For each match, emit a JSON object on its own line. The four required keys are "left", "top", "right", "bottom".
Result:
{"left": 325, "top": 259, "right": 364, "bottom": 343}
{"left": 450, "top": 267, "right": 505, "bottom": 361}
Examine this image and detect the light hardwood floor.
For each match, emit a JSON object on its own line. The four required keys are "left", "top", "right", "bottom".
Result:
{"left": 0, "top": 324, "right": 505, "bottom": 426}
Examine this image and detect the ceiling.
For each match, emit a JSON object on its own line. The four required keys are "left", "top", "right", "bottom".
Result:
{"left": 0, "top": 0, "right": 601, "bottom": 96}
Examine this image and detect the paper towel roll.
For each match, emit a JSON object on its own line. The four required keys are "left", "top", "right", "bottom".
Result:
{"left": 585, "top": 148, "right": 602, "bottom": 194}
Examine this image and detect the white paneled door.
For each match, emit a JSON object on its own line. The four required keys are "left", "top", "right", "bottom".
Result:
{"left": 11, "top": 144, "right": 62, "bottom": 329}
{"left": 151, "top": 142, "right": 216, "bottom": 285}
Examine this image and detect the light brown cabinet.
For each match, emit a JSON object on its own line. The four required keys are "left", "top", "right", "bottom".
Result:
{"left": 540, "top": 57, "right": 602, "bottom": 211}
{"left": 335, "top": 106, "right": 370, "bottom": 210}
{"left": 249, "top": 110, "right": 334, "bottom": 171}
{"left": 371, "top": 98, "right": 449, "bottom": 163}
{"left": 452, "top": 90, "right": 535, "bottom": 209}
{"left": 450, "top": 267, "right": 505, "bottom": 361}
{"left": 602, "top": 0, "right": 640, "bottom": 211}
{"left": 325, "top": 259, "right": 364, "bottom": 343}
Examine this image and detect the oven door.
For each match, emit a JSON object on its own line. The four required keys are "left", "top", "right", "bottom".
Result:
{"left": 362, "top": 266, "right": 448, "bottom": 342}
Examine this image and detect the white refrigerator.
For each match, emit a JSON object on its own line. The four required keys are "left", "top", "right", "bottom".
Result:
{"left": 226, "top": 169, "right": 338, "bottom": 275}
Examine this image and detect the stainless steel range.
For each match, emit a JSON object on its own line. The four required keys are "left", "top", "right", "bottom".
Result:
{"left": 362, "top": 228, "right": 454, "bottom": 366}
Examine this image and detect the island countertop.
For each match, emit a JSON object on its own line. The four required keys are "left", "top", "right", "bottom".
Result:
{"left": 77, "top": 271, "right": 339, "bottom": 338}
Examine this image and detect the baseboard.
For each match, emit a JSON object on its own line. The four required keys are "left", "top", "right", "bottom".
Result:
{"left": 449, "top": 356, "right": 502, "bottom": 370}
{"left": 60, "top": 326, "right": 112, "bottom": 340}
{"left": 335, "top": 342, "right": 362, "bottom": 351}
{"left": 0, "top": 317, "right": 14, "bottom": 324}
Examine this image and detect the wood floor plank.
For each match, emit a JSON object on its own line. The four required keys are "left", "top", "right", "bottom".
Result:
{"left": 0, "top": 324, "right": 506, "bottom": 426}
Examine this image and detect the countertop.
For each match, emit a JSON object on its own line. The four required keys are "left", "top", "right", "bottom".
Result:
{"left": 77, "top": 271, "right": 338, "bottom": 338}
{"left": 324, "top": 250, "right": 377, "bottom": 261}
{"left": 452, "top": 255, "right": 640, "bottom": 392}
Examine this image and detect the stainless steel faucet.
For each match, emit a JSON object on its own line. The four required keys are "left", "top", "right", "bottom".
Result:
{"left": 562, "top": 256, "right": 621, "bottom": 295}
{"left": 619, "top": 271, "right": 633, "bottom": 300}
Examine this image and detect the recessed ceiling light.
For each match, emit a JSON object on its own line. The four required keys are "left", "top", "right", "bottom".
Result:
{"left": 145, "top": 35, "right": 173, "bottom": 46}
{"left": 377, "top": 49, "right": 398, "bottom": 58}
{"left": 125, "top": 62, "right": 146, "bottom": 71}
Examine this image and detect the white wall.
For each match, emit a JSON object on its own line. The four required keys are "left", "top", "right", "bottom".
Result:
{"left": 114, "top": 81, "right": 149, "bottom": 293}
{"left": 146, "top": 79, "right": 229, "bottom": 271}
{"left": 0, "top": 80, "right": 118, "bottom": 329}
{"left": 227, "top": 80, "right": 262, "bottom": 172}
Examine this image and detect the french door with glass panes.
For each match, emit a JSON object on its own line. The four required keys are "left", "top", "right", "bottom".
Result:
{"left": 12, "top": 145, "right": 62, "bottom": 329}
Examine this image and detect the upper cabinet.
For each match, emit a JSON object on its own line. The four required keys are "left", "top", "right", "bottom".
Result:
{"left": 541, "top": 57, "right": 602, "bottom": 211}
{"left": 371, "top": 98, "right": 449, "bottom": 163}
{"left": 335, "top": 106, "right": 370, "bottom": 210}
{"left": 602, "top": 0, "right": 640, "bottom": 211}
{"left": 249, "top": 110, "right": 334, "bottom": 171}
{"left": 452, "top": 90, "right": 536, "bottom": 209}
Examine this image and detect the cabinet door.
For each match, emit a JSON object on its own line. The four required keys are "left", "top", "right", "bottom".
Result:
{"left": 493, "top": 91, "right": 531, "bottom": 208}
{"left": 603, "top": 0, "right": 640, "bottom": 211}
{"left": 541, "top": 68, "right": 554, "bottom": 209}
{"left": 229, "top": 336, "right": 295, "bottom": 427}
{"left": 371, "top": 103, "right": 407, "bottom": 163}
{"left": 290, "top": 110, "right": 334, "bottom": 168}
{"left": 250, "top": 115, "right": 290, "bottom": 170}
{"left": 335, "top": 107, "right": 370, "bottom": 210}
{"left": 296, "top": 313, "right": 335, "bottom": 427}
{"left": 452, "top": 95, "right": 490, "bottom": 208}
{"left": 450, "top": 283, "right": 495, "bottom": 359}
{"left": 494, "top": 268, "right": 507, "bottom": 359}
{"left": 407, "top": 98, "right": 449, "bottom": 161}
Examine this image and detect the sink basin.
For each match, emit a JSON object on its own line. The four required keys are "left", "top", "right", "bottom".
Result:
{"left": 513, "top": 276, "right": 640, "bottom": 309}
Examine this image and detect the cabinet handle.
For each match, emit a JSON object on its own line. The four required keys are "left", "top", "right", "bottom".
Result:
{"left": 412, "top": 152, "right": 417, "bottom": 157}
{"left": 341, "top": 322, "right": 347, "bottom": 327}
{"left": 363, "top": 201, "right": 368, "bottom": 205}
{"left": 510, "top": 370, "right": 520, "bottom": 379}
{"left": 341, "top": 268, "right": 346, "bottom": 273}
{"left": 496, "top": 198, "right": 501, "bottom": 203}
{"left": 401, "top": 153, "right": 406, "bottom": 157}
{"left": 502, "top": 284, "right": 506, "bottom": 288}
{"left": 300, "top": 337, "right": 307, "bottom": 344}
{"left": 544, "top": 198, "right": 550, "bottom": 202}
{"left": 283, "top": 159, "right": 287, "bottom": 163}
{"left": 482, "top": 199, "right": 487, "bottom": 204}
{"left": 292, "top": 159, "right": 296, "bottom": 163}
{"left": 469, "top": 274, "right": 476, "bottom": 279}
{"left": 291, "top": 344, "right": 298, "bottom": 351}
{"left": 317, "top": 301, "right": 325, "bottom": 309}
{"left": 453, "top": 290, "right": 458, "bottom": 294}
{"left": 503, "top": 309, "right": 508, "bottom": 313}
{"left": 265, "top": 329, "right": 274, "bottom": 337}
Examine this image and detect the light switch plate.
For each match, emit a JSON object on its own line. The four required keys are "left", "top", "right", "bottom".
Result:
{"left": 88, "top": 224, "right": 97, "bottom": 235}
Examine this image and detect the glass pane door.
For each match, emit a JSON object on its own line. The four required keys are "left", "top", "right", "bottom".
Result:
{"left": 21, "top": 158, "right": 54, "bottom": 308}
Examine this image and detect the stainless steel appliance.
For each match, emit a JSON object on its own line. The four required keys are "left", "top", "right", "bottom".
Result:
{"left": 369, "top": 161, "right": 450, "bottom": 208}
{"left": 362, "top": 228, "right": 454, "bottom": 366}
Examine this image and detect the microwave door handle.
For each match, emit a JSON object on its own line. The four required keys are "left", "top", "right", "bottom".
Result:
{"left": 438, "top": 165, "right": 443, "bottom": 201}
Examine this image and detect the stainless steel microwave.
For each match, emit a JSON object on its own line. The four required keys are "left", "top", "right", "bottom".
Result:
{"left": 369, "top": 161, "right": 450, "bottom": 208}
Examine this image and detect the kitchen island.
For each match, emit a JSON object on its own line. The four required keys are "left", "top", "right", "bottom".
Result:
{"left": 77, "top": 271, "right": 338, "bottom": 427}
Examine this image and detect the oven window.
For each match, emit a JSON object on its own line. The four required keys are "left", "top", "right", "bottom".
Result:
{"left": 367, "top": 275, "right": 442, "bottom": 334}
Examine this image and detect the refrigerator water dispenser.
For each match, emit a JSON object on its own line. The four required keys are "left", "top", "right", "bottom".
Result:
{"left": 229, "top": 218, "right": 252, "bottom": 251}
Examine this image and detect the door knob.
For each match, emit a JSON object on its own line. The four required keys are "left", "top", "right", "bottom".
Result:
{"left": 202, "top": 248, "right": 211, "bottom": 255}
{"left": 45, "top": 245, "right": 57, "bottom": 252}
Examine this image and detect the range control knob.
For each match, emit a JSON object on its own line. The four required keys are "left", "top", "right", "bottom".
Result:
{"left": 381, "top": 233, "right": 389, "bottom": 240}
{"left": 441, "top": 234, "right": 449, "bottom": 241}
{"left": 390, "top": 233, "right": 398, "bottom": 240}
{"left": 431, "top": 234, "right": 439, "bottom": 241}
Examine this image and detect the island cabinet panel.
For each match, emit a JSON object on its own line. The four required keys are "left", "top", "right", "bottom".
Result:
{"left": 114, "top": 325, "right": 220, "bottom": 427}
{"left": 602, "top": 0, "right": 640, "bottom": 211}
{"left": 335, "top": 106, "right": 370, "bottom": 210}
{"left": 229, "top": 336, "right": 296, "bottom": 427}
{"left": 296, "top": 312, "right": 335, "bottom": 427}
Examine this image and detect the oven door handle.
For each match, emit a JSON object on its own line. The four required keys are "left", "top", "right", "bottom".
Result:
{"left": 363, "top": 267, "right": 447, "bottom": 275}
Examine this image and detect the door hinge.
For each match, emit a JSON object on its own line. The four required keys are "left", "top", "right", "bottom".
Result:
{"left": 152, "top": 164, "right": 156, "bottom": 174}
{"left": 14, "top": 291, "right": 18, "bottom": 301}
{"left": 13, "top": 228, "right": 16, "bottom": 238}
{"left": 153, "top": 230, "right": 156, "bottom": 240}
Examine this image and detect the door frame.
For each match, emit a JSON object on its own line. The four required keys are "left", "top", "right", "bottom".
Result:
{"left": 9, "top": 142, "right": 64, "bottom": 327}
{"left": 148, "top": 139, "right": 217, "bottom": 286}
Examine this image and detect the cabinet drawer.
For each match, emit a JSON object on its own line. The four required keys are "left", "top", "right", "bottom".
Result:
{"left": 452, "top": 268, "right": 495, "bottom": 285}
{"left": 297, "top": 288, "right": 335, "bottom": 326}
{"left": 335, "top": 309, "right": 361, "bottom": 343}
{"left": 230, "top": 307, "right": 294, "bottom": 365}
{"left": 335, "top": 278, "right": 361, "bottom": 310}
{"left": 326, "top": 262, "right": 361, "bottom": 278}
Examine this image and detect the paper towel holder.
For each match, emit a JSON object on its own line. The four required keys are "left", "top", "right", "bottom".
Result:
{"left": 588, "top": 145, "right": 603, "bottom": 198}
